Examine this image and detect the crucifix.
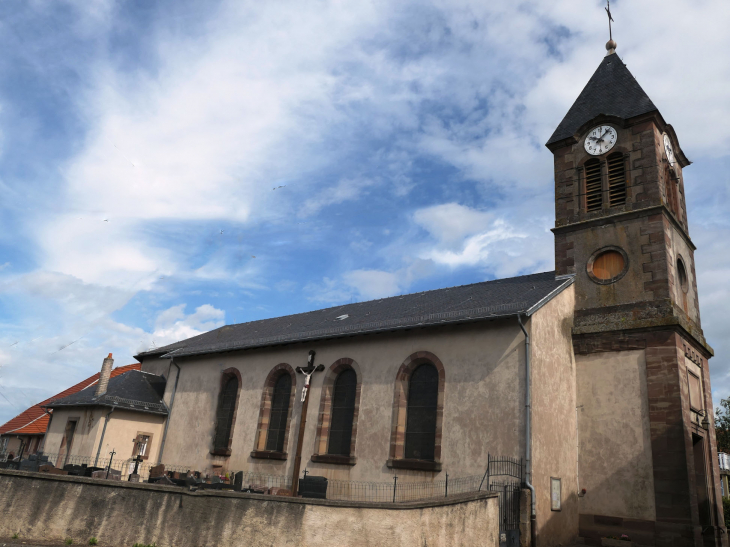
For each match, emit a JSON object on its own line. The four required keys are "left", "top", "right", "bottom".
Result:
{"left": 290, "top": 350, "right": 324, "bottom": 496}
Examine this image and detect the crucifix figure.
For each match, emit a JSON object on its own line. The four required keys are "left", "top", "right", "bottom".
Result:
{"left": 290, "top": 350, "right": 325, "bottom": 496}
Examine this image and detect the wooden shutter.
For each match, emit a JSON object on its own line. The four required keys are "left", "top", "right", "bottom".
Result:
{"left": 404, "top": 364, "right": 439, "bottom": 461}
{"left": 607, "top": 153, "right": 626, "bottom": 207}
{"left": 327, "top": 368, "right": 357, "bottom": 456}
{"left": 584, "top": 160, "right": 602, "bottom": 212}
{"left": 266, "top": 374, "right": 292, "bottom": 452}
{"left": 213, "top": 377, "right": 238, "bottom": 451}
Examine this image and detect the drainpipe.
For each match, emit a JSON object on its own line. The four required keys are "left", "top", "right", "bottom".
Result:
{"left": 157, "top": 361, "right": 180, "bottom": 465}
{"left": 94, "top": 408, "right": 114, "bottom": 467}
{"left": 518, "top": 314, "right": 537, "bottom": 547}
{"left": 38, "top": 409, "right": 53, "bottom": 454}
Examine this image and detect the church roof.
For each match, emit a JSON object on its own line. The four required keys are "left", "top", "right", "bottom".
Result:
{"left": 44, "top": 369, "right": 168, "bottom": 416}
{"left": 137, "top": 271, "right": 573, "bottom": 360}
{"left": 0, "top": 363, "right": 141, "bottom": 437}
{"left": 546, "top": 53, "right": 659, "bottom": 146}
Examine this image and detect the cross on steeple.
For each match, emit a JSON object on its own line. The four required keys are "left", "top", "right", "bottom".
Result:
{"left": 605, "top": 0, "right": 614, "bottom": 41}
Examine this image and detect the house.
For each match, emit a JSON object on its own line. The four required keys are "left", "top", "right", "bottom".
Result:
{"left": 0, "top": 361, "right": 141, "bottom": 462}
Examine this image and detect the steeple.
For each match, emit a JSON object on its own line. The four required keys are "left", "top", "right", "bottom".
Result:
{"left": 546, "top": 54, "right": 658, "bottom": 147}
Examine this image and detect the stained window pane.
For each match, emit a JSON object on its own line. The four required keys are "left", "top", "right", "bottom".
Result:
{"left": 405, "top": 363, "right": 439, "bottom": 461}
{"left": 213, "top": 377, "right": 238, "bottom": 451}
{"left": 266, "top": 374, "right": 292, "bottom": 452}
{"left": 328, "top": 368, "right": 357, "bottom": 456}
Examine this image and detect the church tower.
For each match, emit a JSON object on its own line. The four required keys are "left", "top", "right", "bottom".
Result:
{"left": 546, "top": 39, "right": 726, "bottom": 545}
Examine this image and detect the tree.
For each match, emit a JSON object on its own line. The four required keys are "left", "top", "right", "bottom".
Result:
{"left": 715, "top": 397, "right": 730, "bottom": 453}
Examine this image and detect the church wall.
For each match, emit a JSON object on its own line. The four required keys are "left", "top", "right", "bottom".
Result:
{"left": 153, "top": 319, "right": 528, "bottom": 484}
{"left": 529, "top": 284, "right": 579, "bottom": 546}
{"left": 575, "top": 349, "right": 656, "bottom": 522}
{"left": 666, "top": 221, "right": 701, "bottom": 326}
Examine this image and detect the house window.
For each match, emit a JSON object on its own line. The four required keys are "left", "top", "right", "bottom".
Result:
{"left": 328, "top": 368, "right": 357, "bottom": 456}
{"left": 405, "top": 363, "right": 439, "bottom": 461}
{"left": 266, "top": 374, "right": 292, "bottom": 452}
{"left": 584, "top": 159, "right": 602, "bottom": 212}
{"left": 213, "top": 377, "right": 238, "bottom": 452}
{"left": 607, "top": 153, "right": 626, "bottom": 207}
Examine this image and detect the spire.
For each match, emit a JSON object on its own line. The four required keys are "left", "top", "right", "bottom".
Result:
{"left": 545, "top": 54, "right": 659, "bottom": 146}
{"left": 605, "top": 0, "right": 616, "bottom": 55}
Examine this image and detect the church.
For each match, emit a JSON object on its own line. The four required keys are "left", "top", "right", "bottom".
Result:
{"left": 133, "top": 39, "right": 726, "bottom": 546}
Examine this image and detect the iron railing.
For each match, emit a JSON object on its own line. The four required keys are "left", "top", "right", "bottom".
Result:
{"left": 6, "top": 452, "right": 522, "bottom": 505}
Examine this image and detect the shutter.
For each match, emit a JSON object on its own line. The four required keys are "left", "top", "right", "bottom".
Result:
{"left": 585, "top": 160, "right": 602, "bottom": 212}
{"left": 607, "top": 153, "right": 626, "bottom": 207}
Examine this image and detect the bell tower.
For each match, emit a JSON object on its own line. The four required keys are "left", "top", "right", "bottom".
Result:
{"left": 546, "top": 40, "right": 726, "bottom": 545}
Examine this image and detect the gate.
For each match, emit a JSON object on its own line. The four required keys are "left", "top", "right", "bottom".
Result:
{"left": 479, "top": 455, "right": 524, "bottom": 547}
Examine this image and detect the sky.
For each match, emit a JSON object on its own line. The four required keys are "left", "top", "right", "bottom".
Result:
{"left": 0, "top": 0, "right": 728, "bottom": 425}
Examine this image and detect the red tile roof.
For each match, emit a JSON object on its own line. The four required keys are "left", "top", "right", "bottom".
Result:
{"left": 0, "top": 363, "right": 141, "bottom": 436}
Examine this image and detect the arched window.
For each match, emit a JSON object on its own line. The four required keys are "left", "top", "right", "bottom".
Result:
{"left": 584, "top": 159, "right": 602, "bottom": 212}
{"left": 607, "top": 152, "right": 626, "bottom": 207}
{"left": 212, "top": 369, "right": 241, "bottom": 456}
{"left": 265, "top": 374, "right": 292, "bottom": 452}
{"left": 328, "top": 368, "right": 357, "bottom": 456}
{"left": 405, "top": 363, "right": 439, "bottom": 461}
{"left": 388, "top": 352, "right": 445, "bottom": 472}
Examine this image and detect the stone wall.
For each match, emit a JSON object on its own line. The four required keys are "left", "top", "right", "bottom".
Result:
{"left": 0, "top": 470, "right": 499, "bottom": 547}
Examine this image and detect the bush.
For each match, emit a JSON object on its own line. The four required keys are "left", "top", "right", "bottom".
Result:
{"left": 11, "top": 533, "right": 18, "bottom": 539}
{"left": 65, "top": 539, "right": 73, "bottom": 545}
{"left": 89, "top": 538, "right": 98, "bottom": 545}
{"left": 724, "top": 497, "right": 730, "bottom": 528}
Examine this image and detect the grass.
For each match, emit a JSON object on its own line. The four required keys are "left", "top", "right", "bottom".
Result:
{"left": 89, "top": 538, "right": 98, "bottom": 545}
{"left": 65, "top": 539, "right": 73, "bottom": 545}
{"left": 11, "top": 533, "right": 18, "bottom": 539}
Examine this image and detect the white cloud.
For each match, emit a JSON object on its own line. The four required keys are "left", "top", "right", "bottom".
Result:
{"left": 151, "top": 304, "right": 225, "bottom": 348}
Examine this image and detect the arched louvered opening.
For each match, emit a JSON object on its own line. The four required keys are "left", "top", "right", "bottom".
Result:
{"left": 327, "top": 368, "right": 357, "bottom": 456}
{"left": 584, "top": 159, "right": 603, "bottom": 212}
{"left": 607, "top": 153, "right": 627, "bottom": 207}
{"left": 265, "top": 374, "right": 292, "bottom": 452}
{"left": 213, "top": 376, "right": 239, "bottom": 452}
{"left": 405, "top": 363, "right": 439, "bottom": 461}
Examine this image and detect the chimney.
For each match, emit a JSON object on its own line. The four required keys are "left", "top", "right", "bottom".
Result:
{"left": 95, "top": 353, "right": 114, "bottom": 397}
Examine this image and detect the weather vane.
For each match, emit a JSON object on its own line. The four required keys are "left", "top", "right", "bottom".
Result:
{"left": 605, "top": 0, "right": 614, "bottom": 41}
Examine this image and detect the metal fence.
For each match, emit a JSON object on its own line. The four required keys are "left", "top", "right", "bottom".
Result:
{"left": 5, "top": 451, "right": 523, "bottom": 506}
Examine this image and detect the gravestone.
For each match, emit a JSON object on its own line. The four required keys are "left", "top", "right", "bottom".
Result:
{"left": 234, "top": 471, "right": 243, "bottom": 492}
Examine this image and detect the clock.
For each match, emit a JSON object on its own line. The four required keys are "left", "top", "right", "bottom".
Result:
{"left": 584, "top": 125, "right": 618, "bottom": 155}
{"left": 663, "top": 134, "right": 675, "bottom": 165}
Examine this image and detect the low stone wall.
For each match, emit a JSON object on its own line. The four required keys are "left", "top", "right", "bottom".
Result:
{"left": 0, "top": 470, "right": 499, "bottom": 547}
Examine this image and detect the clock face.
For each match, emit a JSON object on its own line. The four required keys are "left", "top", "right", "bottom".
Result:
{"left": 663, "top": 134, "right": 675, "bottom": 165}
{"left": 584, "top": 125, "right": 618, "bottom": 155}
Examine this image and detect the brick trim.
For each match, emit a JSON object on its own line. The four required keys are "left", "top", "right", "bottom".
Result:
{"left": 312, "top": 358, "right": 362, "bottom": 460}
{"left": 210, "top": 368, "right": 242, "bottom": 457}
{"left": 387, "top": 351, "right": 445, "bottom": 466}
{"left": 252, "top": 364, "right": 296, "bottom": 456}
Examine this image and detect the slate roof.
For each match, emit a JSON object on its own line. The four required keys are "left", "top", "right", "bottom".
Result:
{"left": 137, "top": 271, "right": 573, "bottom": 360}
{"left": 44, "top": 370, "right": 168, "bottom": 416}
{"left": 546, "top": 53, "right": 659, "bottom": 146}
{"left": 0, "top": 364, "right": 141, "bottom": 436}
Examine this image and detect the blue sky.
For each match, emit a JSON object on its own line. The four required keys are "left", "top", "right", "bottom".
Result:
{"left": 0, "top": 0, "right": 729, "bottom": 424}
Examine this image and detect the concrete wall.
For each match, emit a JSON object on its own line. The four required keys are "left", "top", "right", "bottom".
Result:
{"left": 0, "top": 470, "right": 499, "bottom": 547}
{"left": 530, "top": 285, "right": 579, "bottom": 546}
{"left": 44, "top": 407, "right": 166, "bottom": 466}
{"left": 575, "top": 349, "right": 655, "bottom": 520}
{"left": 147, "top": 320, "right": 529, "bottom": 483}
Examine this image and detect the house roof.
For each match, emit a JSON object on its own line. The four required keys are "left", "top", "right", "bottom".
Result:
{"left": 0, "top": 363, "right": 141, "bottom": 436}
{"left": 44, "top": 370, "right": 168, "bottom": 416}
{"left": 137, "top": 271, "right": 573, "bottom": 361}
{"left": 546, "top": 53, "right": 659, "bottom": 146}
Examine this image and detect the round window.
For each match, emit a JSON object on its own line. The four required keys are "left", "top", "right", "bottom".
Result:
{"left": 677, "top": 257, "right": 689, "bottom": 293}
{"left": 587, "top": 247, "right": 628, "bottom": 285}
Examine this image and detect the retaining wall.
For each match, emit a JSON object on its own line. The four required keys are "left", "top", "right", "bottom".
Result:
{"left": 0, "top": 470, "right": 499, "bottom": 547}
